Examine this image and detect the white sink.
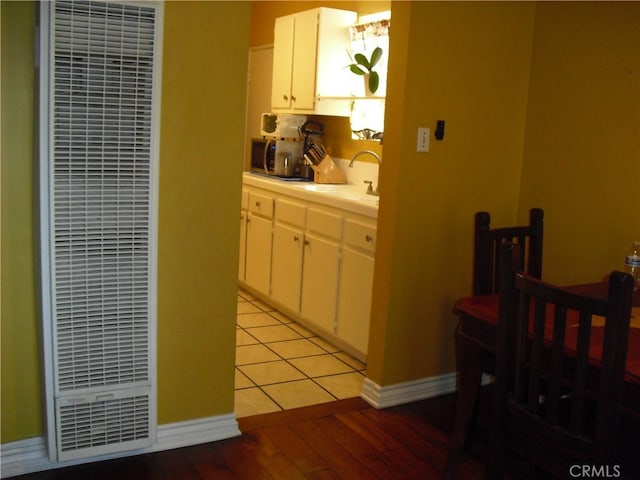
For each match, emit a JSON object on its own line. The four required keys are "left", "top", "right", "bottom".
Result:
{"left": 302, "top": 184, "right": 349, "bottom": 192}
{"left": 301, "top": 183, "right": 372, "bottom": 197}
{"left": 339, "top": 192, "right": 379, "bottom": 203}
{"left": 301, "top": 183, "right": 378, "bottom": 203}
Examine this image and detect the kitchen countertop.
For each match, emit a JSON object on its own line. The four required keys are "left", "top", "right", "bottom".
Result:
{"left": 242, "top": 172, "right": 379, "bottom": 219}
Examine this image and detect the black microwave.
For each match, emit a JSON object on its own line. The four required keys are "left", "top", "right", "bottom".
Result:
{"left": 250, "top": 138, "right": 274, "bottom": 174}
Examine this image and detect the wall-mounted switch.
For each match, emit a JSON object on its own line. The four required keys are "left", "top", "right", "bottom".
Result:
{"left": 435, "top": 120, "right": 445, "bottom": 140}
{"left": 417, "top": 127, "right": 430, "bottom": 152}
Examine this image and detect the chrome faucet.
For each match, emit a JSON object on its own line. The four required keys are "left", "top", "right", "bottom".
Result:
{"left": 348, "top": 150, "right": 381, "bottom": 168}
{"left": 349, "top": 150, "right": 382, "bottom": 196}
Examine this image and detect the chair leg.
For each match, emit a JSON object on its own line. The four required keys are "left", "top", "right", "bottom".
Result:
{"left": 485, "top": 429, "right": 504, "bottom": 480}
{"left": 486, "top": 361, "right": 508, "bottom": 480}
{"left": 444, "top": 335, "right": 485, "bottom": 479}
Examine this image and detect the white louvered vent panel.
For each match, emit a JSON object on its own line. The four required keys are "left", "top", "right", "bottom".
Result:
{"left": 56, "top": 389, "right": 151, "bottom": 461}
{"left": 52, "top": 0, "right": 154, "bottom": 393}
{"left": 44, "top": 0, "right": 160, "bottom": 461}
{"left": 54, "top": 180, "right": 151, "bottom": 391}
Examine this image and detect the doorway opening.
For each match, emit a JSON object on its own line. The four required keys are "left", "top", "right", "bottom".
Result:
{"left": 234, "top": 288, "right": 366, "bottom": 417}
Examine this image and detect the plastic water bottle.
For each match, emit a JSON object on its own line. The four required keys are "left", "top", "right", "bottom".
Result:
{"left": 625, "top": 241, "right": 640, "bottom": 291}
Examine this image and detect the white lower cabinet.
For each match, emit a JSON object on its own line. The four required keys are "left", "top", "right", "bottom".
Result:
{"left": 300, "top": 232, "right": 341, "bottom": 335}
{"left": 238, "top": 189, "right": 249, "bottom": 281}
{"left": 271, "top": 198, "right": 306, "bottom": 313}
{"left": 239, "top": 182, "right": 376, "bottom": 360}
{"left": 244, "top": 191, "right": 275, "bottom": 296}
{"left": 300, "top": 208, "right": 343, "bottom": 334}
{"left": 239, "top": 210, "right": 247, "bottom": 281}
{"left": 337, "top": 248, "right": 373, "bottom": 354}
{"left": 245, "top": 213, "right": 272, "bottom": 295}
{"left": 336, "top": 219, "right": 376, "bottom": 356}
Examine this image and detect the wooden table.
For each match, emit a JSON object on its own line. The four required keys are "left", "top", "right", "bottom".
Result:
{"left": 446, "top": 282, "right": 640, "bottom": 476}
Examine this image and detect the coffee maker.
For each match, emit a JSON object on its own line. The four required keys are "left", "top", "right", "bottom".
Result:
{"left": 265, "top": 139, "right": 304, "bottom": 177}
{"left": 259, "top": 113, "right": 306, "bottom": 178}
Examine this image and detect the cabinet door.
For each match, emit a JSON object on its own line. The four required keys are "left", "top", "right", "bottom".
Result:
{"left": 290, "top": 10, "right": 318, "bottom": 110}
{"left": 245, "top": 213, "right": 272, "bottom": 296}
{"left": 336, "top": 247, "right": 374, "bottom": 356}
{"left": 238, "top": 211, "right": 247, "bottom": 281}
{"left": 300, "top": 233, "right": 340, "bottom": 334}
{"left": 271, "top": 223, "right": 304, "bottom": 313}
{"left": 315, "top": 8, "right": 358, "bottom": 98}
{"left": 271, "top": 15, "right": 294, "bottom": 110}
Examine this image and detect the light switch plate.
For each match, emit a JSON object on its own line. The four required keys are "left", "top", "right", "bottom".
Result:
{"left": 417, "top": 127, "right": 430, "bottom": 152}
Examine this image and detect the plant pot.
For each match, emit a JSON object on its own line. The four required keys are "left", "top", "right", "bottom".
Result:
{"left": 363, "top": 74, "right": 374, "bottom": 96}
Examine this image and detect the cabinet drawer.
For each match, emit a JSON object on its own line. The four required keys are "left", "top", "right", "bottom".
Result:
{"left": 249, "top": 192, "right": 274, "bottom": 218}
{"left": 240, "top": 188, "right": 249, "bottom": 210}
{"left": 344, "top": 219, "right": 376, "bottom": 253}
{"left": 276, "top": 198, "right": 306, "bottom": 227}
{"left": 307, "top": 208, "right": 343, "bottom": 240}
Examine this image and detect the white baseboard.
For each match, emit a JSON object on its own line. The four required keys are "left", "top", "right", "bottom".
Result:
{"left": 0, "top": 436, "right": 51, "bottom": 479}
{"left": 360, "top": 372, "right": 458, "bottom": 409}
{"left": 1, "top": 414, "right": 241, "bottom": 478}
{"left": 150, "top": 413, "right": 240, "bottom": 453}
{"left": 3, "top": 374, "right": 463, "bottom": 477}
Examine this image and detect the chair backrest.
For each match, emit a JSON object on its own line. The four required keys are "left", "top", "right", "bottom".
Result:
{"left": 490, "top": 242, "right": 634, "bottom": 478}
{"left": 473, "top": 208, "right": 543, "bottom": 295}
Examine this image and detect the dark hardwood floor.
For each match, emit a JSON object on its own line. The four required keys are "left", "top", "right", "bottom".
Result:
{"left": 8, "top": 390, "right": 640, "bottom": 479}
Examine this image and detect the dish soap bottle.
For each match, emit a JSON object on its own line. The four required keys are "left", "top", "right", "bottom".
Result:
{"left": 625, "top": 241, "right": 640, "bottom": 291}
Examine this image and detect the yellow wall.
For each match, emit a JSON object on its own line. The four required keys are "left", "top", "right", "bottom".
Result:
{"left": 518, "top": 2, "right": 640, "bottom": 285}
{"left": 1, "top": 1, "right": 42, "bottom": 442}
{"left": 368, "top": 1, "right": 536, "bottom": 385}
{"left": 157, "top": 1, "right": 251, "bottom": 424}
{"left": 0, "top": 1, "right": 251, "bottom": 441}
{"left": 3, "top": 0, "right": 639, "bottom": 449}
{"left": 369, "top": 1, "right": 640, "bottom": 386}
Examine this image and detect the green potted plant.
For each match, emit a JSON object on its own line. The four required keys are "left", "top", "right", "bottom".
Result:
{"left": 348, "top": 46, "right": 383, "bottom": 95}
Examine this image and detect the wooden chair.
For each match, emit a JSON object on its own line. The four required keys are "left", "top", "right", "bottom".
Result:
{"left": 488, "top": 242, "right": 634, "bottom": 479}
{"left": 468, "top": 208, "right": 545, "bottom": 376}
{"left": 444, "top": 208, "right": 545, "bottom": 479}
{"left": 473, "top": 208, "right": 544, "bottom": 295}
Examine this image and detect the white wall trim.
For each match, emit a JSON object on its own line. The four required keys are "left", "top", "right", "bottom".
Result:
{"left": 1, "top": 414, "right": 241, "bottom": 478}
{"left": 360, "top": 372, "right": 458, "bottom": 409}
{"left": 150, "top": 413, "right": 240, "bottom": 453}
{"left": 0, "top": 437, "right": 51, "bottom": 479}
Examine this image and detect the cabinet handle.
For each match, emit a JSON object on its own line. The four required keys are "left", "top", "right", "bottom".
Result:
{"left": 291, "top": 95, "right": 296, "bottom": 102}
{"left": 304, "top": 239, "right": 310, "bottom": 246}
{"left": 283, "top": 94, "right": 288, "bottom": 101}
{"left": 293, "top": 235, "right": 299, "bottom": 242}
{"left": 366, "top": 234, "right": 374, "bottom": 243}
{"left": 255, "top": 200, "right": 260, "bottom": 208}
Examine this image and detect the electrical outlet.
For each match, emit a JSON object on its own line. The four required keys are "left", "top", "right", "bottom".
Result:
{"left": 417, "top": 127, "right": 430, "bottom": 152}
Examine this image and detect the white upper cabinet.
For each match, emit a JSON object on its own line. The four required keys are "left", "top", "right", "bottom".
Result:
{"left": 271, "top": 8, "right": 357, "bottom": 116}
{"left": 271, "top": 15, "right": 296, "bottom": 110}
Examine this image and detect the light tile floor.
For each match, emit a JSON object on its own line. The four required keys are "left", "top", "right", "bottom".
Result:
{"left": 235, "top": 289, "right": 367, "bottom": 418}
